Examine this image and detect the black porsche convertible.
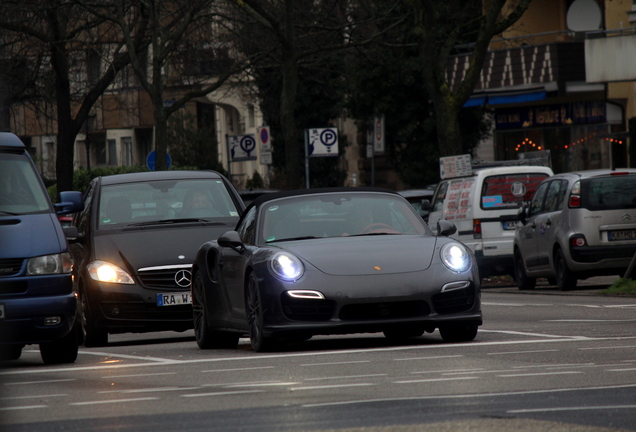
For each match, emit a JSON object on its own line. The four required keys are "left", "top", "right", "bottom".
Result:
{"left": 191, "top": 187, "right": 482, "bottom": 352}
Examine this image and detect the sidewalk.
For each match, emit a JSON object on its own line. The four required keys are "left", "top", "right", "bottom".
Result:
{"left": 481, "top": 275, "right": 621, "bottom": 295}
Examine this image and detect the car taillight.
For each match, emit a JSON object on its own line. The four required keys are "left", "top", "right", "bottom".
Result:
{"left": 570, "top": 236, "right": 586, "bottom": 247}
{"left": 473, "top": 219, "right": 482, "bottom": 239}
{"left": 569, "top": 194, "right": 580, "bottom": 208}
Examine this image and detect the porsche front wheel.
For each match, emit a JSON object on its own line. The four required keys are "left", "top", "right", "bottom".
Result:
{"left": 192, "top": 272, "right": 238, "bottom": 349}
{"left": 439, "top": 323, "right": 478, "bottom": 343}
{"left": 246, "top": 272, "right": 275, "bottom": 352}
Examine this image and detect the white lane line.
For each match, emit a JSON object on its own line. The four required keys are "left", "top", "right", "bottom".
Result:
{"left": 488, "top": 349, "right": 559, "bottom": 355}
{"left": 181, "top": 390, "right": 264, "bottom": 398}
{"left": 482, "top": 302, "right": 551, "bottom": 307}
{"left": 79, "top": 351, "right": 174, "bottom": 363}
{"left": 411, "top": 368, "right": 483, "bottom": 375}
{"left": 4, "top": 379, "right": 76, "bottom": 386}
{"left": 395, "top": 355, "right": 463, "bottom": 361}
{"left": 607, "top": 368, "right": 636, "bottom": 372}
{"left": 580, "top": 346, "right": 636, "bottom": 350}
{"left": 70, "top": 397, "right": 159, "bottom": 406}
{"left": 480, "top": 329, "right": 582, "bottom": 339}
{"left": 497, "top": 371, "right": 582, "bottom": 378}
{"left": 301, "top": 383, "right": 636, "bottom": 408}
{"left": 300, "top": 360, "right": 370, "bottom": 367}
{"left": 394, "top": 377, "right": 479, "bottom": 384}
{"left": 98, "top": 387, "right": 202, "bottom": 394}
{"left": 0, "top": 394, "right": 67, "bottom": 400}
{"left": 512, "top": 363, "right": 593, "bottom": 369}
{"left": 290, "top": 383, "right": 374, "bottom": 391}
{"left": 508, "top": 405, "right": 636, "bottom": 413}
{"left": 442, "top": 370, "right": 524, "bottom": 376}
{"left": 547, "top": 319, "right": 636, "bottom": 323}
{"left": 304, "top": 374, "right": 388, "bottom": 381}
{"left": 6, "top": 336, "right": 636, "bottom": 376}
{"left": 223, "top": 382, "right": 299, "bottom": 388}
{"left": 201, "top": 366, "right": 274, "bottom": 373}
{"left": 102, "top": 372, "right": 177, "bottom": 379}
{"left": 0, "top": 405, "right": 47, "bottom": 411}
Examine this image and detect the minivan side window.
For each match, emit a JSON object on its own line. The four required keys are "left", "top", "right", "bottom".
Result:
{"left": 529, "top": 182, "right": 549, "bottom": 216}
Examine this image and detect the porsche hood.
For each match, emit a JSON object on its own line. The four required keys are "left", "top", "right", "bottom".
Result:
{"left": 280, "top": 235, "right": 438, "bottom": 276}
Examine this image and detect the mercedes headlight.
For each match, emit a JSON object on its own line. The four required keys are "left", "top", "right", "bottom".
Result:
{"left": 87, "top": 260, "right": 134, "bottom": 284}
{"left": 27, "top": 253, "right": 72, "bottom": 275}
{"left": 441, "top": 243, "right": 470, "bottom": 273}
{"left": 270, "top": 252, "right": 304, "bottom": 281}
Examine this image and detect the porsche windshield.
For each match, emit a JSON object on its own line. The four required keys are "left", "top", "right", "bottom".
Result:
{"left": 261, "top": 193, "right": 430, "bottom": 243}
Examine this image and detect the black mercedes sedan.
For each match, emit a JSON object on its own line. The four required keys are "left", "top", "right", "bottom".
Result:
{"left": 69, "top": 170, "right": 244, "bottom": 346}
{"left": 191, "top": 187, "right": 482, "bottom": 352}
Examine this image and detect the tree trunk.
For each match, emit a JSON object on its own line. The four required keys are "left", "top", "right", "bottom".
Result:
{"left": 434, "top": 94, "right": 463, "bottom": 157}
{"left": 280, "top": 54, "right": 300, "bottom": 189}
{"left": 153, "top": 104, "right": 169, "bottom": 171}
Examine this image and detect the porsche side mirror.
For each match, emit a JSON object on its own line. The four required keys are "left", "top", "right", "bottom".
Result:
{"left": 218, "top": 231, "right": 245, "bottom": 252}
{"left": 437, "top": 219, "right": 457, "bottom": 237}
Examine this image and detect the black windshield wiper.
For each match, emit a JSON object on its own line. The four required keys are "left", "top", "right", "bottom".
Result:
{"left": 126, "top": 218, "right": 225, "bottom": 227}
{"left": 267, "top": 236, "right": 317, "bottom": 242}
{"left": 350, "top": 232, "right": 402, "bottom": 237}
{"left": 0, "top": 211, "right": 19, "bottom": 215}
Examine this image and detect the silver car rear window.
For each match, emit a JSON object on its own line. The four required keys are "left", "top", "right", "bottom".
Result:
{"left": 583, "top": 174, "right": 636, "bottom": 210}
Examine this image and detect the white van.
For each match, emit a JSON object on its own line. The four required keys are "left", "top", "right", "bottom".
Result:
{"left": 427, "top": 165, "right": 553, "bottom": 278}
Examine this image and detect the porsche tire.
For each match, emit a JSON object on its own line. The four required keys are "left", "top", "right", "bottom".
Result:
{"left": 439, "top": 323, "right": 478, "bottom": 343}
{"left": 246, "top": 272, "right": 275, "bottom": 352}
{"left": 192, "top": 272, "right": 238, "bottom": 349}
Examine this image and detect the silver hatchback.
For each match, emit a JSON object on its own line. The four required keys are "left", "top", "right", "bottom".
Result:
{"left": 514, "top": 169, "right": 636, "bottom": 290}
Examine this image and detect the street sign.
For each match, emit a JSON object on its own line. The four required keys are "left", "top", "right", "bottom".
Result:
{"left": 227, "top": 134, "right": 258, "bottom": 161}
{"left": 440, "top": 154, "right": 472, "bottom": 179}
{"left": 146, "top": 151, "right": 172, "bottom": 171}
{"left": 374, "top": 115, "right": 385, "bottom": 154}
{"left": 307, "top": 128, "right": 338, "bottom": 157}
{"left": 257, "top": 126, "right": 271, "bottom": 152}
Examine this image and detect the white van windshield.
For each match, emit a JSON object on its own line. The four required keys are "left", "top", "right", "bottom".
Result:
{"left": 0, "top": 153, "right": 53, "bottom": 215}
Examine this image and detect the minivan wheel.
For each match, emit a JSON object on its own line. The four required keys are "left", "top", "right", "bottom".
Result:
{"left": 555, "top": 249, "right": 577, "bottom": 291}
{"left": 514, "top": 251, "right": 536, "bottom": 290}
{"left": 0, "top": 344, "right": 22, "bottom": 361}
{"left": 40, "top": 321, "right": 80, "bottom": 364}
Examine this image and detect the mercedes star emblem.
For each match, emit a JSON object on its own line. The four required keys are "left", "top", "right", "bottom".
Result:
{"left": 174, "top": 269, "right": 192, "bottom": 287}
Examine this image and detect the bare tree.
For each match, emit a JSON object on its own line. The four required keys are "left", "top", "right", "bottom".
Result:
{"left": 405, "top": 0, "right": 532, "bottom": 156}
{"left": 0, "top": 0, "right": 140, "bottom": 192}
{"left": 87, "top": 0, "right": 257, "bottom": 171}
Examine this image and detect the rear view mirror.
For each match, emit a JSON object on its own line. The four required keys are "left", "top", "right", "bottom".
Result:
{"left": 437, "top": 219, "right": 457, "bottom": 237}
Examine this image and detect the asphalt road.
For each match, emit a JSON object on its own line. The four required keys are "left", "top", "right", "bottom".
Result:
{"left": 1, "top": 282, "right": 635, "bottom": 432}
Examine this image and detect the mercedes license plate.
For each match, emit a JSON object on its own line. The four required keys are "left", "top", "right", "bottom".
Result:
{"left": 157, "top": 292, "right": 191, "bottom": 306}
{"left": 608, "top": 230, "right": 636, "bottom": 241}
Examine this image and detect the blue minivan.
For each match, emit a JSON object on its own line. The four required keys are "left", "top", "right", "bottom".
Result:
{"left": 0, "top": 132, "right": 84, "bottom": 364}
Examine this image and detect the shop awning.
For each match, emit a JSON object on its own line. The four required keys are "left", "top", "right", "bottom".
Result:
{"left": 463, "top": 83, "right": 557, "bottom": 108}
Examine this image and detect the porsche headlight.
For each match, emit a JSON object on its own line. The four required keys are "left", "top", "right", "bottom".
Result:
{"left": 87, "top": 260, "right": 134, "bottom": 284}
{"left": 441, "top": 243, "right": 470, "bottom": 273}
{"left": 270, "top": 252, "right": 304, "bottom": 281}
{"left": 27, "top": 253, "right": 73, "bottom": 275}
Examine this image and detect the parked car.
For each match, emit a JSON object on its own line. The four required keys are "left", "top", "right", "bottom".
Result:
{"left": 398, "top": 187, "right": 436, "bottom": 222}
{"left": 514, "top": 169, "right": 636, "bottom": 291}
{"left": 191, "top": 187, "right": 482, "bottom": 352}
{"left": 70, "top": 170, "right": 245, "bottom": 346}
{"left": 0, "top": 132, "right": 84, "bottom": 364}
{"left": 426, "top": 165, "right": 553, "bottom": 278}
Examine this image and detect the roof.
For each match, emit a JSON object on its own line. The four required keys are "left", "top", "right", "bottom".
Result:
{"left": 99, "top": 170, "right": 225, "bottom": 185}
{"left": 551, "top": 168, "right": 636, "bottom": 180}
{"left": 247, "top": 187, "right": 399, "bottom": 210}
{"left": 398, "top": 189, "right": 435, "bottom": 199}
{"left": 0, "top": 132, "right": 26, "bottom": 150}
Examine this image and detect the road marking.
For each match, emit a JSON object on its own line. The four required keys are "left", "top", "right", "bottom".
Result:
{"left": 102, "top": 372, "right": 177, "bottom": 378}
{"left": 497, "top": 371, "right": 582, "bottom": 377}
{"left": 410, "top": 368, "right": 483, "bottom": 375}
{"left": 223, "top": 382, "right": 299, "bottom": 388}
{"left": 0, "top": 405, "right": 47, "bottom": 411}
{"left": 180, "top": 390, "right": 264, "bottom": 398}
{"left": 201, "top": 366, "right": 274, "bottom": 373}
{"left": 4, "top": 379, "right": 76, "bottom": 385}
{"left": 98, "top": 387, "right": 202, "bottom": 394}
{"left": 5, "top": 336, "right": 636, "bottom": 376}
{"left": 487, "top": 349, "right": 559, "bottom": 355}
{"left": 480, "top": 329, "right": 582, "bottom": 339}
{"left": 304, "top": 374, "right": 388, "bottom": 381}
{"left": 394, "top": 377, "right": 479, "bottom": 384}
{"left": 580, "top": 346, "right": 636, "bottom": 350}
{"left": 290, "top": 383, "right": 374, "bottom": 391}
{"left": 300, "top": 360, "right": 370, "bottom": 367}
{"left": 547, "top": 319, "right": 636, "bottom": 322}
{"left": 508, "top": 405, "right": 636, "bottom": 413}
{"left": 301, "top": 383, "right": 636, "bottom": 408}
{"left": 607, "top": 368, "right": 636, "bottom": 372}
{"left": 79, "top": 351, "right": 175, "bottom": 363}
{"left": 394, "top": 355, "right": 463, "bottom": 361}
{"left": 70, "top": 397, "right": 159, "bottom": 406}
{"left": 0, "top": 394, "right": 67, "bottom": 400}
